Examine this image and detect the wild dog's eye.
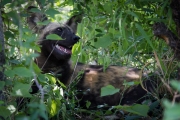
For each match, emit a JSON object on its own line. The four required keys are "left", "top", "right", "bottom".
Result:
{"left": 56, "top": 27, "right": 63, "bottom": 32}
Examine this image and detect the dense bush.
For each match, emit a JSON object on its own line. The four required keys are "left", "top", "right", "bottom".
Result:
{"left": 1, "top": 0, "right": 180, "bottom": 119}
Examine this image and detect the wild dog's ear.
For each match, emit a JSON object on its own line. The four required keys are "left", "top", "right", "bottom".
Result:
{"left": 27, "top": 6, "right": 48, "bottom": 33}
{"left": 66, "top": 15, "right": 82, "bottom": 33}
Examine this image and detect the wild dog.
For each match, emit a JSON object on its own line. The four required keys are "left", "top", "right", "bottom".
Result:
{"left": 27, "top": 6, "right": 155, "bottom": 108}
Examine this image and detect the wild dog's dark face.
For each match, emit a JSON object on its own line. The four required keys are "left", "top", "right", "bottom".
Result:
{"left": 27, "top": 6, "right": 81, "bottom": 61}
{"left": 40, "top": 23, "right": 80, "bottom": 60}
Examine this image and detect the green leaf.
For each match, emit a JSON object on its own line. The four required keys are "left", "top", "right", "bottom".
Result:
{"left": 1, "top": 0, "right": 11, "bottom": 6}
{"left": 6, "top": 11, "right": 19, "bottom": 25}
{"left": 11, "top": 82, "right": 32, "bottom": 97}
{"left": 126, "top": 11, "right": 139, "bottom": 19}
{"left": 103, "top": 2, "right": 112, "bottom": 13}
{"left": 115, "top": 104, "right": 149, "bottom": 117}
{"left": 48, "top": 99, "right": 58, "bottom": 117}
{"left": 0, "top": 106, "right": 11, "bottom": 119}
{"left": 5, "top": 67, "right": 33, "bottom": 77}
{"left": 32, "top": 62, "right": 42, "bottom": 73}
{"left": 101, "top": 85, "right": 119, "bottom": 97}
{"left": 37, "top": 20, "right": 50, "bottom": 26}
{"left": 96, "top": 34, "right": 104, "bottom": 37}
{"left": 29, "top": 7, "right": 41, "bottom": 13}
{"left": 86, "top": 101, "right": 91, "bottom": 108}
{"left": 95, "top": 29, "right": 103, "bottom": 32}
{"left": 4, "top": 69, "right": 15, "bottom": 77}
{"left": 0, "top": 101, "right": 4, "bottom": 105}
{"left": 46, "top": 34, "right": 63, "bottom": 40}
{"left": 123, "top": 81, "right": 135, "bottom": 86}
{"left": 170, "top": 80, "right": 180, "bottom": 92}
{"left": 13, "top": 67, "right": 33, "bottom": 77}
{"left": 4, "top": 31, "right": 15, "bottom": 39}
{"left": 37, "top": 73, "right": 47, "bottom": 83}
{"left": 94, "top": 34, "right": 112, "bottom": 48}
{"left": 7, "top": 105, "right": 16, "bottom": 113}
{"left": 46, "top": 74, "right": 56, "bottom": 84}
{"left": 163, "top": 99, "right": 180, "bottom": 120}
{"left": 62, "top": 103, "right": 66, "bottom": 119}
{"left": 135, "top": 23, "right": 154, "bottom": 49}
{"left": 45, "top": 8, "right": 59, "bottom": 18}
{"left": 0, "top": 81, "right": 5, "bottom": 90}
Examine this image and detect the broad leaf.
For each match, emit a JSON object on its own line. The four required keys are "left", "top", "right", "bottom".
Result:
{"left": 37, "top": 20, "right": 50, "bottom": 26}
{"left": 13, "top": 67, "right": 33, "bottom": 77}
{"left": 101, "top": 85, "right": 120, "bottom": 97}
{"left": 95, "top": 29, "right": 103, "bottom": 32}
{"left": 94, "top": 34, "right": 112, "bottom": 48}
{"left": 7, "top": 105, "right": 16, "bottom": 113}
{"left": 49, "top": 99, "right": 57, "bottom": 117}
{"left": 46, "top": 34, "right": 63, "bottom": 40}
{"left": 115, "top": 104, "right": 149, "bottom": 117}
{"left": 47, "top": 98, "right": 61, "bottom": 117}
{"left": 5, "top": 67, "right": 33, "bottom": 77}
{"left": 29, "top": 7, "right": 41, "bottom": 13}
{"left": 11, "top": 82, "right": 32, "bottom": 97}
{"left": 0, "top": 106, "right": 11, "bottom": 119}
{"left": 163, "top": 100, "right": 180, "bottom": 120}
{"left": 45, "top": 8, "right": 60, "bottom": 18}
{"left": 170, "top": 80, "right": 180, "bottom": 92}
{"left": 0, "top": 81, "right": 5, "bottom": 90}
{"left": 86, "top": 101, "right": 91, "bottom": 108}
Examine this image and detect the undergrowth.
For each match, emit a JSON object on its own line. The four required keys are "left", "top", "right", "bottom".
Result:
{"left": 1, "top": 0, "right": 180, "bottom": 120}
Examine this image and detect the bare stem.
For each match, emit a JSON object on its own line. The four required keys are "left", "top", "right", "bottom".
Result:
{"left": 33, "top": 73, "right": 44, "bottom": 102}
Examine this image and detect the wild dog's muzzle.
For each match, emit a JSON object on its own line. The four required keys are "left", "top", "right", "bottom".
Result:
{"left": 54, "top": 35, "right": 80, "bottom": 55}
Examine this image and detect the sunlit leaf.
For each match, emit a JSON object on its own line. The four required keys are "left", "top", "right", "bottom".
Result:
{"left": 46, "top": 74, "right": 56, "bottom": 84}
{"left": 49, "top": 100, "right": 57, "bottom": 117}
{"left": 7, "top": 105, "right": 16, "bottom": 113}
{"left": 47, "top": 98, "right": 61, "bottom": 117}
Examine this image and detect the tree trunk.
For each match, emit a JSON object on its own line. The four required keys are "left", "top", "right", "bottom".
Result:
{"left": 0, "top": 7, "right": 6, "bottom": 101}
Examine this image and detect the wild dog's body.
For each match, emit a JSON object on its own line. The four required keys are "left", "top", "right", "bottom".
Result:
{"left": 73, "top": 64, "right": 142, "bottom": 107}
{"left": 28, "top": 6, "right": 151, "bottom": 108}
{"left": 36, "top": 58, "right": 142, "bottom": 106}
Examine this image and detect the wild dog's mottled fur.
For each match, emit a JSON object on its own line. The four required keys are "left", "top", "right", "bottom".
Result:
{"left": 28, "top": 6, "right": 155, "bottom": 108}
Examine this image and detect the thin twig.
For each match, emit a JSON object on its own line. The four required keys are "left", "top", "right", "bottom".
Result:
{"left": 40, "top": 31, "right": 65, "bottom": 70}
{"left": 33, "top": 72, "right": 44, "bottom": 102}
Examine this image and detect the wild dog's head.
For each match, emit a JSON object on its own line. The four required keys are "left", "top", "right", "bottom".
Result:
{"left": 27, "top": 6, "right": 81, "bottom": 61}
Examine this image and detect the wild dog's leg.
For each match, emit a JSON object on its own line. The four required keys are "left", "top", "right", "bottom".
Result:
{"left": 121, "top": 78, "right": 158, "bottom": 105}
